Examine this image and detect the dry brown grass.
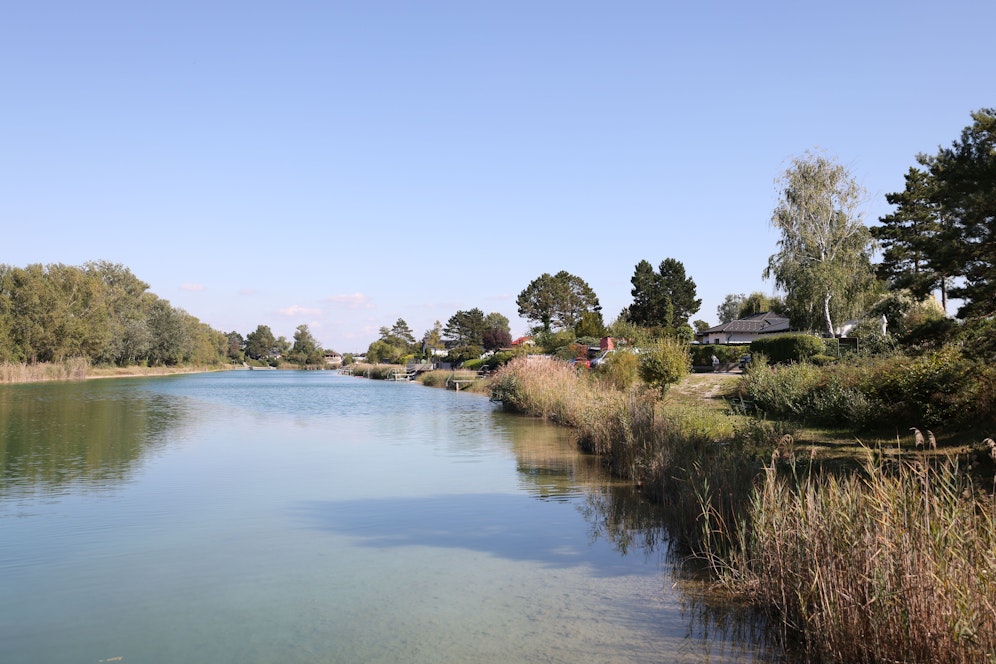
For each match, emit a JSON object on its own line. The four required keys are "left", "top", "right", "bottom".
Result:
{"left": 709, "top": 453, "right": 996, "bottom": 663}
{"left": 0, "top": 360, "right": 233, "bottom": 384}
{"left": 0, "top": 358, "right": 90, "bottom": 383}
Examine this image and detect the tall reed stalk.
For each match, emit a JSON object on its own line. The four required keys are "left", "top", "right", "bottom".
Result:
{"left": 0, "top": 358, "right": 90, "bottom": 383}
{"left": 490, "top": 356, "right": 750, "bottom": 546}
{"left": 710, "top": 453, "right": 996, "bottom": 663}
{"left": 493, "top": 355, "right": 996, "bottom": 661}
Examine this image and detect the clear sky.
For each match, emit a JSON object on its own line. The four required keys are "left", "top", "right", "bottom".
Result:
{"left": 3, "top": 1, "right": 993, "bottom": 352}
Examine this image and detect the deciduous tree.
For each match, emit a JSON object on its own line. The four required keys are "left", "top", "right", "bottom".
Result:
{"left": 291, "top": 324, "right": 324, "bottom": 365}
{"left": 764, "top": 152, "right": 877, "bottom": 336}
{"left": 517, "top": 271, "right": 600, "bottom": 332}
{"left": 717, "top": 293, "right": 746, "bottom": 324}
{"left": 482, "top": 312, "right": 512, "bottom": 351}
{"left": 245, "top": 325, "right": 277, "bottom": 360}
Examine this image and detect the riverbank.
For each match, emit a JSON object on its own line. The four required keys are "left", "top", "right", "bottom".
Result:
{"left": 0, "top": 360, "right": 235, "bottom": 384}
{"left": 487, "top": 355, "right": 996, "bottom": 663}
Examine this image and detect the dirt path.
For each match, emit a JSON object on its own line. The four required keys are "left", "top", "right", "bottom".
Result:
{"left": 670, "top": 371, "right": 742, "bottom": 403}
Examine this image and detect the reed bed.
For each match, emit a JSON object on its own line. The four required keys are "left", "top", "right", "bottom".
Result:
{"left": 490, "top": 356, "right": 751, "bottom": 546}
{"left": 490, "top": 355, "right": 608, "bottom": 424}
{"left": 417, "top": 369, "right": 489, "bottom": 392}
{"left": 711, "top": 454, "right": 996, "bottom": 663}
{"left": 347, "top": 363, "right": 403, "bottom": 380}
{"left": 492, "top": 355, "right": 996, "bottom": 661}
{"left": 0, "top": 358, "right": 90, "bottom": 383}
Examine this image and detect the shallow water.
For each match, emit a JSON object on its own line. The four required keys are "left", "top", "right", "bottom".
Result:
{"left": 0, "top": 371, "right": 776, "bottom": 663}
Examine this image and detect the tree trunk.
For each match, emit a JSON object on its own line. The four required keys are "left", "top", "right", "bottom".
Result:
{"left": 823, "top": 292, "right": 835, "bottom": 337}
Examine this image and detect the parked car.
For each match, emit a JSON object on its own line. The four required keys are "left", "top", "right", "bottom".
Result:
{"left": 591, "top": 348, "right": 642, "bottom": 368}
{"left": 568, "top": 357, "right": 590, "bottom": 368}
{"left": 590, "top": 349, "right": 614, "bottom": 368}
{"left": 739, "top": 354, "right": 752, "bottom": 371}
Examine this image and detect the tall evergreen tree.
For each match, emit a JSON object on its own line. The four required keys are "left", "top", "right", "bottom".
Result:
{"left": 443, "top": 308, "right": 486, "bottom": 347}
{"left": 628, "top": 258, "right": 700, "bottom": 329}
{"left": 874, "top": 166, "right": 952, "bottom": 310}
{"left": 659, "top": 258, "right": 701, "bottom": 327}
{"left": 628, "top": 260, "right": 672, "bottom": 328}
{"left": 924, "top": 108, "right": 996, "bottom": 318}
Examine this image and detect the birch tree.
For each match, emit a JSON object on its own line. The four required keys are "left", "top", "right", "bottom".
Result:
{"left": 764, "top": 152, "right": 877, "bottom": 336}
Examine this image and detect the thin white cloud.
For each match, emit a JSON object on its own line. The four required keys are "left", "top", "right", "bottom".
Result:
{"left": 325, "top": 292, "right": 375, "bottom": 309}
{"left": 239, "top": 288, "right": 258, "bottom": 295}
{"left": 279, "top": 305, "right": 322, "bottom": 317}
{"left": 180, "top": 283, "right": 206, "bottom": 292}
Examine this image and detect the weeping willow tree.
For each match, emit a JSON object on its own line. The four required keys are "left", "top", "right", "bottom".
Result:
{"left": 764, "top": 152, "right": 878, "bottom": 336}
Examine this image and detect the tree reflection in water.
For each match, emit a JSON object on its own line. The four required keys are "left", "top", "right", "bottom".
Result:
{"left": 581, "top": 483, "right": 783, "bottom": 662}
{"left": 496, "top": 412, "right": 782, "bottom": 661}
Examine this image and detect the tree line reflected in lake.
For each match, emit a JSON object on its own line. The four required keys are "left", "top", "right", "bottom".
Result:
{"left": 0, "top": 379, "right": 191, "bottom": 500}
{"left": 493, "top": 410, "right": 781, "bottom": 662}
{"left": 0, "top": 375, "right": 781, "bottom": 662}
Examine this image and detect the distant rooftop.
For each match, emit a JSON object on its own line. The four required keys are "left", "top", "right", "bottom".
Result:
{"left": 700, "top": 311, "right": 791, "bottom": 335}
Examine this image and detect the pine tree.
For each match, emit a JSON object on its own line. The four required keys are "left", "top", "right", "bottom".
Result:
{"left": 925, "top": 108, "right": 996, "bottom": 318}
{"left": 873, "top": 166, "right": 951, "bottom": 311}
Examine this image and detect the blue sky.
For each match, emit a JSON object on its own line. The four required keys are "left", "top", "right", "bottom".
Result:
{"left": 3, "top": 1, "right": 993, "bottom": 352}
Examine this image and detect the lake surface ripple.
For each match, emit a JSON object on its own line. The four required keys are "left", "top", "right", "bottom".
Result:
{"left": 0, "top": 371, "right": 778, "bottom": 663}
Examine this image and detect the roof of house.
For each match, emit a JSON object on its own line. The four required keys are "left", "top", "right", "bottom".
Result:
{"left": 700, "top": 311, "right": 791, "bottom": 335}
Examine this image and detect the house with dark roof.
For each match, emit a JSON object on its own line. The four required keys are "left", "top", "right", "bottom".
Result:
{"left": 696, "top": 311, "right": 791, "bottom": 344}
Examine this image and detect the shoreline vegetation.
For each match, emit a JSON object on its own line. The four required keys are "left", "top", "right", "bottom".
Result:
{"left": 483, "top": 355, "right": 996, "bottom": 663}
{"left": 0, "top": 359, "right": 234, "bottom": 384}
{"left": 7, "top": 354, "right": 995, "bottom": 661}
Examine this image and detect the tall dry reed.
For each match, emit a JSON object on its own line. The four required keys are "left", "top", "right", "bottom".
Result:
{"left": 0, "top": 358, "right": 90, "bottom": 383}
{"left": 712, "top": 453, "right": 996, "bottom": 663}
{"left": 490, "top": 355, "right": 751, "bottom": 547}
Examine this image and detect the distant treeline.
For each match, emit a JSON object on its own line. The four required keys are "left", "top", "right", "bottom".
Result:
{"left": 0, "top": 261, "right": 228, "bottom": 366}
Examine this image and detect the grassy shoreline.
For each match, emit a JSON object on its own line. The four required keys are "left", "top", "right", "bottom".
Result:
{"left": 487, "top": 355, "right": 996, "bottom": 663}
{"left": 0, "top": 359, "right": 235, "bottom": 384}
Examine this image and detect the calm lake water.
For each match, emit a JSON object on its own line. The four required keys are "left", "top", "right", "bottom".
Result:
{"left": 0, "top": 371, "right": 776, "bottom": 663}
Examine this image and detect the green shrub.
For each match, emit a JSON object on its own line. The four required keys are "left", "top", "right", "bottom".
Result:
{"left": 445, "top": 345, "right": 483, "bottom": 365}
{"left": 740, "top": 345, "right": 995, "bottom": 431}
{"left": 532, "top": 329, "right": 576, "bottom": 354}
{"left": 461, "top": 358, "right": 484, "bottom": 370}
{"left": 953, "top": 316, "right": 996, "bottom": 363}
{"left": 741, "top": 361, "right": 822, "bottom": 420}
{"left": 860, "top": 346, "right": 976, "bottom": 427}
{"left": 750, "top": 333, "right": 824, "bottom": 364}
{"left": 638, "top": 338, "right": 691, "bottom": 393}
{"left": 484, "top": 348, "right": 526, "bottom": 370}
{"left": 805, "top": 376, "right": 878, "bottom": 428}
{"left": 595, "top": 349, "right": 640, "bottom": 390}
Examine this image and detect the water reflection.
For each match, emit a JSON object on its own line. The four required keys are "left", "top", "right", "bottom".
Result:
{"left": 0, "top": 380, "right": 191, "bottom": 499}
{"left": 490, "top": 409, "right": 782, "bottom": 662}
{"left": 0, "top": 373, "right": 781, "bottom": 662}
